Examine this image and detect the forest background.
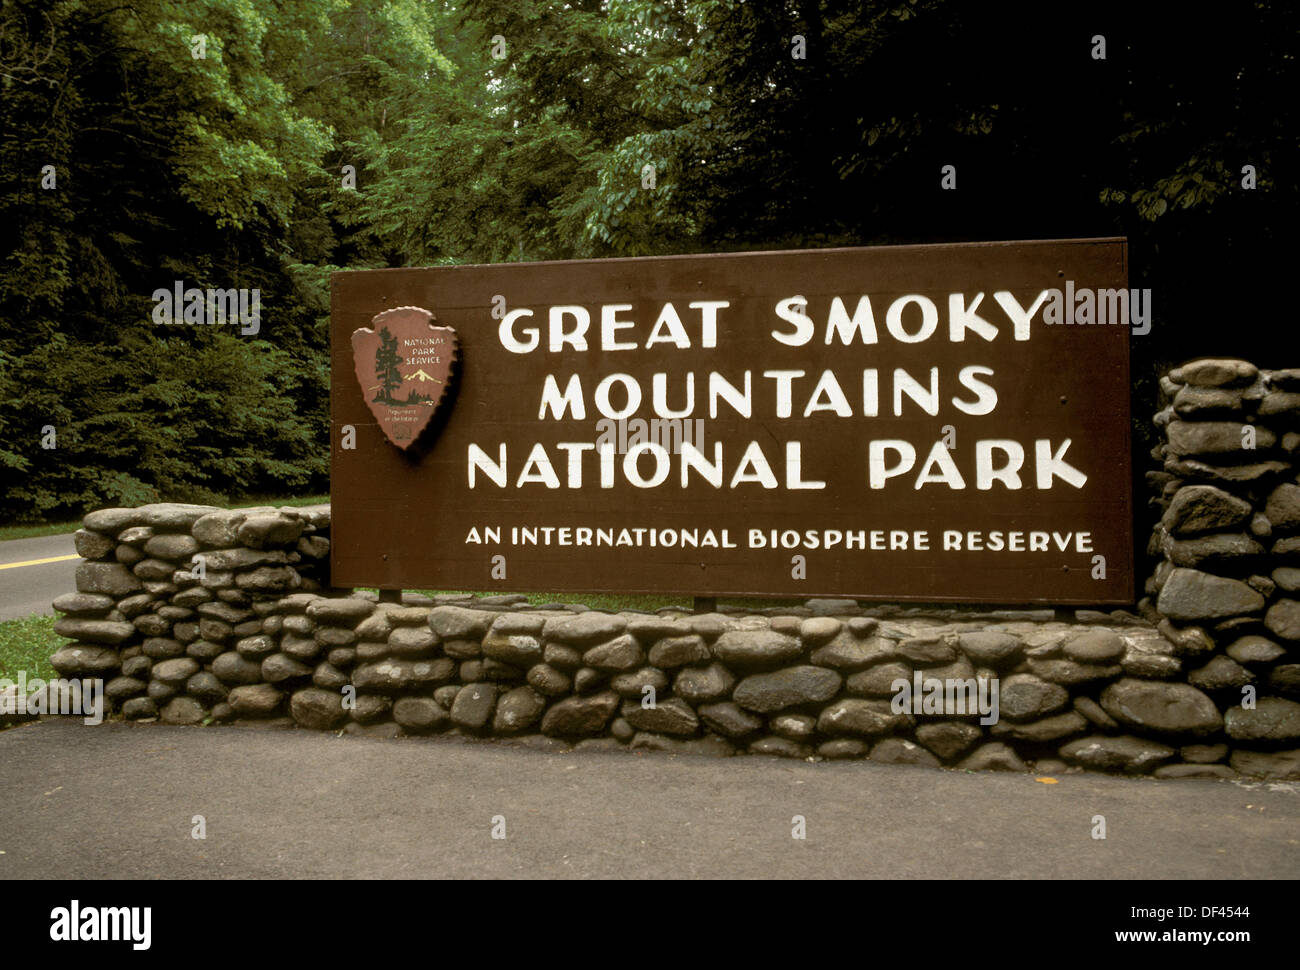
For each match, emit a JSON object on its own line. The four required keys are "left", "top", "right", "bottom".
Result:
{"left": 1, "top": 0, "right": 1293, "bottom": 522}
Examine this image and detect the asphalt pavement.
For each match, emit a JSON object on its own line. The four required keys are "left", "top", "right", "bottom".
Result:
{"left": 1, "top": 718, "right": 1297, "bottom": 879}
{"left": 3, "top": 534, "right": 1298, "bottom": 881}
{"left": 0, "top": 534, "right": 78, "bottom": 621}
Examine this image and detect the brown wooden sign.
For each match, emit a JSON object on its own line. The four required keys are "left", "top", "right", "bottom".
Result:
{"left": 331, "top": 238, "right": 1133, "bottom": 604}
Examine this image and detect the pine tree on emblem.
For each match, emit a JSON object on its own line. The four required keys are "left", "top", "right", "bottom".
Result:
{"left": 374, "top": 327, "right": 404, "bottom": 404}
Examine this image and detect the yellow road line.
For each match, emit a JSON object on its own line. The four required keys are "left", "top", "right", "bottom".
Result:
{"left": 0, "top": 554, "right": 79, "bottom": 571}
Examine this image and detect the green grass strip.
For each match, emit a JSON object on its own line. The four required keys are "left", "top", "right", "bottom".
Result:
{"left": 0, "top": 614, "right": 65, "bottom": 682}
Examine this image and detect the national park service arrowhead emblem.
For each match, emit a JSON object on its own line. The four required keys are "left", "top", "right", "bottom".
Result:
{"left": 351, "top": 306, "right": 459, "bottom": 451}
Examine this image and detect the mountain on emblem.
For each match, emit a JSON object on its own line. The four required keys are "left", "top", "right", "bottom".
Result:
{"left": 350, "top": 306, "right": 459, "bottom": 450}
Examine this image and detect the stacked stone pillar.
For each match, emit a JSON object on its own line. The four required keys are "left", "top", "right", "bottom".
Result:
{"left": 1143, "top": 358, "right": 1300, "bottom": 775}
{"left": 50, "top": 504, "right": 330, "bottom": 722}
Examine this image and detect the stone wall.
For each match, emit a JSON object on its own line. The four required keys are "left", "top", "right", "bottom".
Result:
{"left": 43, "top": 503, "right": 330, "bottom": 718}
{"left": 1139, "top": 358, "right": 1300, "bottom": 774}
{"left": 23, "top": 357, "right": 1299, "bottom": 780}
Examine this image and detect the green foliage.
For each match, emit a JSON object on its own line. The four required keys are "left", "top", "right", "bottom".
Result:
{"left": 0, "top": 0, "right": 433, "bottom": 521}
{"left": 1, "top": 0, "right": 1294, "bottom": 522}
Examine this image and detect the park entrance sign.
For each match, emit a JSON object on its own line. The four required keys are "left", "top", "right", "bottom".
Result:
{"left": 331, "top": 238, "right": 1133, "bottom": 603}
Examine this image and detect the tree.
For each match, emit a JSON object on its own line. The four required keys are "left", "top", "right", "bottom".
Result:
{"left": 2, "top": 0, "right": 1295, "bottom": 523}
{"left": 373, "top": 327, "right": 403, "bottom": 404}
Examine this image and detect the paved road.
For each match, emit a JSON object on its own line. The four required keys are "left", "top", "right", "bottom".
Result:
{"left": 0, "top": 534, "right": 78, "bottom": 621}
{"left": 1, "top": 719, "right": 1297, "bottom": 879}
